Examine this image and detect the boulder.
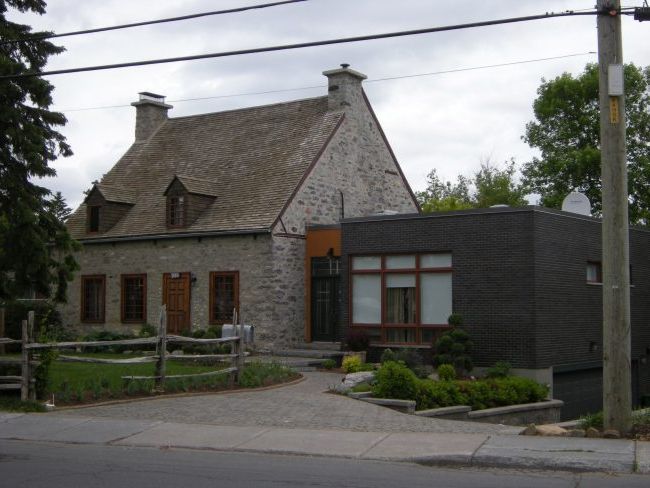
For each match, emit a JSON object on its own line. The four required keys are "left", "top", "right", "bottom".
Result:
{"left": 586, "top": 427, "right": 601, "bottom": 438}
{"left": 520, "top": 424, "right": 538, "bottom": 436}
{"left": 335, "top": 371, "right": 375, "bottom": 393}
{"left": 567, "top": 429, "right": 586, "bottom": 438}
{"left": 603, "top": 429, "right": 621, "bottom": 439}
{"left": 535, "top": 424, "right": 568, "bottom": 436}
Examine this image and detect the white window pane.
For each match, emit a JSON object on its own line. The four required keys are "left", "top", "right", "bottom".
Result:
{"left": 386, "top": 273, "right": 416, "bottom": 288}
{"left": 420, "top": 253, "right": 452, "bottom": 268}
{"left": 352, "top": 256, "right": 381, "bottom": 270}
{"left": 420, "top": 273, "right": 452, "bottom": 324}
{"left": 352, "top": 275, "right": 381, "bottom": 323}
{"left": 385, "top": 255, "right": 415, "bottom": 269}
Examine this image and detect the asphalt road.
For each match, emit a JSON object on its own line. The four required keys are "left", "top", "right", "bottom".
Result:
{"left": 1, "top": 439, "right": 648, "bottom": 488}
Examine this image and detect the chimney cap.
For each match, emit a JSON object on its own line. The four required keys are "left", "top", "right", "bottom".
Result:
{"left": 132, "top": 91, "right": 173, "bottom": 109}
{"left": 138, "top": 91, "right": 166, "bottom": 102}
{"left": 322, "top": 64, "right": 367, "bottom": 81}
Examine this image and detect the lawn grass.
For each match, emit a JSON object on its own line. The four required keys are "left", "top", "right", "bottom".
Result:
{"left": 49, "top": 356, "right": 227, "bottom": 404}
{"left": 1, "top": 352, "right": 299, "bottom": 407}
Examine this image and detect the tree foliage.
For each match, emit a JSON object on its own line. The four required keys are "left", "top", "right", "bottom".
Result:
{"left": 521, "top": 63, "right": 650, "bottom": 224}
{"left": 0, "top": 0, "right": 78, "bottom": 302}
{"left": 417, "top": 161, "right": 527, "bottom": 213}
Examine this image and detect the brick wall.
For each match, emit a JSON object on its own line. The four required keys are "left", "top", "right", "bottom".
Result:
{"left": 341, "top": 208, "right": 537, "bottom": 368}
{"left": 341, "top": 207, "right": 650, "bottom": 381}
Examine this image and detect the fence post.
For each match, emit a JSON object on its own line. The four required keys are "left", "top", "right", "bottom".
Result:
{"left": 155, "top": 305, "right": 167, "bottom": 391}
{"left": 20, "top": 319, "right": 29, "bottom": 401}
{"left": 235, "top": 320, "right": 245, "bottom": 384}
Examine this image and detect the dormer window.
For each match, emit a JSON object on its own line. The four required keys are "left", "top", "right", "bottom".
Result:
{"left": 88, "top": 206, "right": 100, "bottom": 232}
{"left": 168, "top": 195, "right": 186, "bottom": 227}
{"left": 164, "top": 175, "right": 218, "bottom": 229}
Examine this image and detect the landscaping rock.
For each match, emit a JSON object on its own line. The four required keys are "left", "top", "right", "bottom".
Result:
{"left": 567, "top": 429, "right": 586, "bottom": 438}
{"left": 171, "top": 350, "right": 184, "bottom": 356}
{"left": 535, "top": 425, "right": 568, "bottom": 436}
{"left": 586, "top": 427, "right": 601, "bottom": 438}
{"left": 603, "top": 429, "right": 621, "bottom": 439}
{"left": 341, "top": 371, "right": 375, "bottom": 389}
{"left": 520, "top": 424, "right": 537, "bottom": 436}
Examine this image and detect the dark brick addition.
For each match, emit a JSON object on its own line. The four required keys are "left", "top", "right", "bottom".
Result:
{"left": 340, "top": 206, "right": 650, "bottom": 416}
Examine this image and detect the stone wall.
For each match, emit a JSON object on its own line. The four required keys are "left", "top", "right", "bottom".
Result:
{"left": 59, "top": 233, "right": 276, "bottom": 340}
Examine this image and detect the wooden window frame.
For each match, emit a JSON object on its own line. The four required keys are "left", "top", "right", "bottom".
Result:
{"left": 209, "top": 271, "right": 239, "bottom": 325}
{"left": 88, "top": 205, "right": 100, "bottom": 233}
{"left": 167, "top": 195, "right": 186, "bottom": 228}
{"left": 350, "top": 254, "right": 453, "bottom": 345}
{"left": 81, "top": 274, "right": 106, "bottom": 323}
{"left": 121, "top": 274, "right": 147, "bottom": 323}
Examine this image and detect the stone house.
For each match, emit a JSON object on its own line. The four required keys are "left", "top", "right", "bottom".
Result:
{"left": 330, "top": 206, "right": 650, "bottom": 419}
{"left": 61, "top": 65, "right": 419, "bottom": 347}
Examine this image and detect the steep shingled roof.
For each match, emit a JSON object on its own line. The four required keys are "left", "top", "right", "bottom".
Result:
{"left": 67, "top": 96, "right": 344, "bottom": 240}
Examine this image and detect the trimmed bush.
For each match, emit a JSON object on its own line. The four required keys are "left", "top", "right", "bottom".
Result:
{"left": 486, "top": 361, "right": 511, "bottom": 378}
{"left": 372, "top": 361, "right": 418, "bottom": 400}
{"left": 380, "top": 348, "right": 396, "bottom": 364}
{"left": 342, "top": 355, "right": 362, "bottom": 373}
{"left": 433, "top": 328, "right": 473, "bottom": 374}
{"left": 321, "top": 359, "right": 336, "bottom": 370}
{"left": 415, "top": 379, "right": 467, "bottom": 410}
{"left": 458, "top": 377, "right": 548, "bottom": 410}
{"left": 437, "top": 364, "right": 456, "bottom": 381}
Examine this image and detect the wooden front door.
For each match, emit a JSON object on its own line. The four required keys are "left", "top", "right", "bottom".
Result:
{"left": 162, "top": 272, "right": 191, "bottom": 334}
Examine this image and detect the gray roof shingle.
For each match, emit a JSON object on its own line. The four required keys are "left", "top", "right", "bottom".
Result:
{"left": 67, "top": 96, "right": 343, "bottom": 240}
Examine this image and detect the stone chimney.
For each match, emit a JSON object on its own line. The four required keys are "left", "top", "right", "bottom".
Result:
{"left": 131, "top": 92, "right": 173, "bottom": 142}
{"left": 322, "top": 64, "right": 367, "bottom": 112}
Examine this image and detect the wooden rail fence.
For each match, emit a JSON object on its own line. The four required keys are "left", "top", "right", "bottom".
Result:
{"left": 0, "top": 306, "right": 246, "bottom": 401}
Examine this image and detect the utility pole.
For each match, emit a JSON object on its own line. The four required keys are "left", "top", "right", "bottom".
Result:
{"left": 596, "top": 0, "right": 631, "bottom": 433}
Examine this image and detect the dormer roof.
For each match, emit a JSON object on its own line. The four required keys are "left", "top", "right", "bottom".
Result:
{"left": 164, "top": 175, "right": 219, "bottom": 198}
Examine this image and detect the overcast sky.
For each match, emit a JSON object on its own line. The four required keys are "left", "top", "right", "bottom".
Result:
{"left": 9, "top": 0, "right": 650, "bottom": 209}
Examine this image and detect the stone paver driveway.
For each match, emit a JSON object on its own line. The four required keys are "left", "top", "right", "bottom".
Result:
{"left": 51, "top": 372, "right": 519, "bottom": 434}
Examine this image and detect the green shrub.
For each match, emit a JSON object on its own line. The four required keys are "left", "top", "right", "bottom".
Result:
{"left": 437, "top": 364, "right": 456, "bottom": 381}
{"left": 139, "top": 323, "right": 157, "bottom": 338}
{"left": 393, "top": 348, "right": 423, "bottom": 370}
{"left": 372, "top": 361, "right": 418, "bottom": 400}
{"left": 578, "top": 411, "right": 604, "bottom": 430}
{"left": 238, "top": 361, "right": 296, "bottom": 388}
{"left": 322, "top": 359, "right": 336, "bottom": 370}
{"left": 380, "top": 348, "right": 396, "bottom": 364}
{"left": 458, "top": 377, "right": 548, "bottom": 410}
{"left": 486, "top": 361, "right": 512, "bottom": 378}
{"left": 345, "top": 329, "right": 370, "bottom": 351}
{"left": 342, "top": 355, "right": 362, "bottom": 373}
{"left": 415, "top": 379, "right": 467, "bottom": 410}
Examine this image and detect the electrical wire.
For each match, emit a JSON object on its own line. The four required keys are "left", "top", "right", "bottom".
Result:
{"left": 58, "top": 51, "right": 596, "bottom": 113}
{"left": 0, "top": 10, "right": 599, "bottom": 80}
{"left": 0, "top": 0, "right": 308, "bottom": 45}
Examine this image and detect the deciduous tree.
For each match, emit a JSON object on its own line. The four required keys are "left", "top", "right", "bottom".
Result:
{"left": 521, "top": 63, "right": 650, "bottom": 224}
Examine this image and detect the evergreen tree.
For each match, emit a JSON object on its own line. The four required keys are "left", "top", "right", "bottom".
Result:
{"left": 0, "top": 0, "right": 78, "bottom": 302}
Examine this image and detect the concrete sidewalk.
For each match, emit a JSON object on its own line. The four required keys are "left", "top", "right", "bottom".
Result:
{"left": 1, "top": 412, "right": 648, "bottom": 474}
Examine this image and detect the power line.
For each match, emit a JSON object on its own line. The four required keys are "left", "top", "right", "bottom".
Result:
{"left": 0, "top": 10, "right": 599, "bottom": 80}
{"left": 0, "top": 0, "right": 308, "bottom": 45}
{"left": 58, "top": 51, "right": 596, "bottom": 113}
